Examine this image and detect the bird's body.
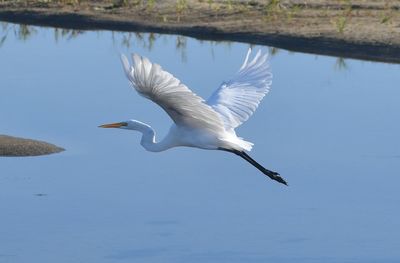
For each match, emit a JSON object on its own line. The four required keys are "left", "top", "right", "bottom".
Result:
{"left": 100, "top": 49, "right": 287, "bottom": 185}
{"left": 120, "top": 120, "right": 250, "bottom": 152}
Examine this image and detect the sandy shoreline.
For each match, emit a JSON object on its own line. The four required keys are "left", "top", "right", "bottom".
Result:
{"left": 0, "top": 135, "right": 64, "bottom": 157}
{"left": 0, "top": 0, "right": 399, "bottom": 63}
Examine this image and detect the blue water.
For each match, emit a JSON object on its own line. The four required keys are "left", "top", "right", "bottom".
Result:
{"left": 1, "top": 23, "right": 400, "bottom": 263}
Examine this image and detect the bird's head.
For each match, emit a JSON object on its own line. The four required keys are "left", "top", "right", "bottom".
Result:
{"left": 99, "top": 120, "right": 150, "bottom": 131}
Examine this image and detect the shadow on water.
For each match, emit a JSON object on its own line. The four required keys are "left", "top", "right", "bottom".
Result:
{"left": 0, "top": 21, "right": 349, "bottom": 69}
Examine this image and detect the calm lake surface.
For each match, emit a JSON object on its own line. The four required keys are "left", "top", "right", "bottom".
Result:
{"left": 1, "top": 23, "right": 400, "bottom": 263}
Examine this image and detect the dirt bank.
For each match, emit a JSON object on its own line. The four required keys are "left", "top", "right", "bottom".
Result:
{"left": 0, "top": 0, "right": 399, "bottom": 63}
{"left": 0, "top": 135, "right": 64, "bottom": 157}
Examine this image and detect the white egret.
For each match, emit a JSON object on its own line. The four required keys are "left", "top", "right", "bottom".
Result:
{"left": 100, "top": 49, "right": 287, "bottom": 185}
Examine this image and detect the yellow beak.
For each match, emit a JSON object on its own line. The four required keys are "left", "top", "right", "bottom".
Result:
{"left": 98, "top": 122, "right": 128, "bottom": 128}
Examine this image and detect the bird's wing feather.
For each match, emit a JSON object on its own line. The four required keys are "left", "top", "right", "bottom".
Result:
{"left": 121, "top": 54, "right": 225, "bottom": 133}
{"left": 206, "top": 48, "right": 272, "bottom": 130}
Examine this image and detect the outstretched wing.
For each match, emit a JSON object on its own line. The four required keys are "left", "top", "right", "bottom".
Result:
{"left": 207, "top": 49, "right": 272, "bottom": 130}
{"left": 120, "top": 54, "right": 224, "bottom": 133}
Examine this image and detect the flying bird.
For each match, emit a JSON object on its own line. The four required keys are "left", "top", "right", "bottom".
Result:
{"left": 100, "top": 49, "right": 287, "bottom": 185}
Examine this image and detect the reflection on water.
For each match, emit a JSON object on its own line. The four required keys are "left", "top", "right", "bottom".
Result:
{"left": 0, "top": 23, "right": 38, "bottom": 45}
{"left": 1, "top": 21, "right": 400, "bottom": 263}
{"left": 0, "top": 22, "right": 232, "bottom": 62}
{"left": 335, "top": 57, "right": 348, "bottom": 70}
{"left": 54, "top": 27, "right": 85, "bottom": 41}
{"left": 0, "top": 22, "right": 350, "bottom": 68}
{"left": 269, "top": 46, "right": 280, "bottom": 56}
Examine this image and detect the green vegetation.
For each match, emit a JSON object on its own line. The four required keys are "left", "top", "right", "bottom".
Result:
{"left": 265, "top": 0, "right": 281, "bottom": 12}
{"left": 207, "top": 0, "right": 213, "bottom": 9}
{"left": 379, "top": 2, "right": 393, "bottom": 25}
{"left": 147, "top": 0, "right": 155, "bottom": 10}
{"left": 380, "top": 13, "right": 391, "bottom": 24}
{"left": 286, "top": 4, "right": 301, "bottom": 22}
{"left": 225, "top": 0, "right": 233, "bottom": 11}
{"left": 1, "top": 0, "right": 398, "bottom": 47}
{"left": 264, "top": 0, "right": 282, "bottom": 20}
{"left": 262, "top": 0, "right": 305, "bottom": 22}
{"left": 334, "top": 16, "right": 347, "bottom": 34}
{"left": 331, "top": 2, "right": 353, "bottom": 34}
{"left": 176, "top": 0, "right": 188, "bottom": 21}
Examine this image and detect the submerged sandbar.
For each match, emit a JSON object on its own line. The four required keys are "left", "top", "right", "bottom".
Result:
{"left": 0, "top": 135, "right": 64, "bottom": 157}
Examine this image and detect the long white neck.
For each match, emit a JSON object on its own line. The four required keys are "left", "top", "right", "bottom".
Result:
{"left": 128, "top": 121, "right": 172, "bottom": 152}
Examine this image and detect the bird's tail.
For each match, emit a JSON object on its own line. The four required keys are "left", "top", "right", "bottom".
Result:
{"left": 220, "top": 148, "right": 287, "bottom": 186}
{"left": 235, "top": 137, "right": 253, "bottom": 152}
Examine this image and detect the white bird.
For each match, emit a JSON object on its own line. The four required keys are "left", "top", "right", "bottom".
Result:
{"left": 100, "top": 48, "right": 287, "bottom": 185}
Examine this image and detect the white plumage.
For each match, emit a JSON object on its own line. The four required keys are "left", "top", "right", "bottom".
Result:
{"left": 100, "top": 48, "right": 287, "bottom": 185}
{"left": 120, "top": 54, "right": 225, "bottom": 134}
{"left": 207, "top": 49, "right": 272, "bottom": 130}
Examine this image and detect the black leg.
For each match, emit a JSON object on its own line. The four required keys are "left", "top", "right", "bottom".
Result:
{"left": 219, "top": 148, "right": 288, "bottom": 186}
